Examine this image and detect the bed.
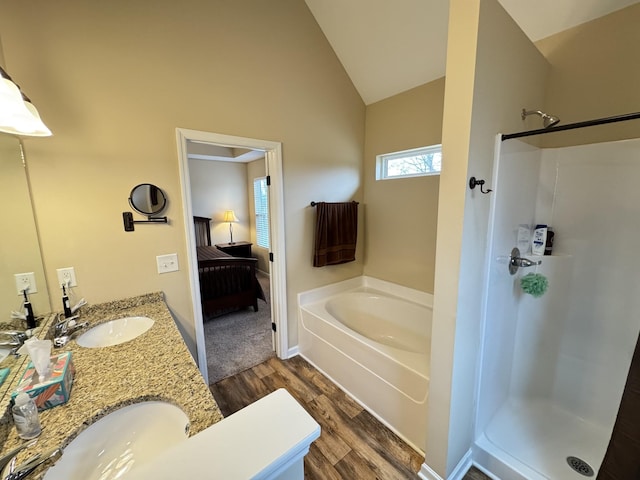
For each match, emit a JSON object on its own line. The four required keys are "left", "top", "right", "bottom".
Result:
{"left": 194, "top": 216, "right": 265, "bottom": 317}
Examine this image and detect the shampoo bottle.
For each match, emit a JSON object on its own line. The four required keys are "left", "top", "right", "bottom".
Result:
{"left": 545, "top": 227, "right": 555, "bottom": 255}
{"left": 532, "top": 224, "right": 547, "bottom": 256}
{"left": 23, "top": 290, "right": 36, "bottom": 329}
{"left": 517, "top": 224, "right": 532, "bottom": 254}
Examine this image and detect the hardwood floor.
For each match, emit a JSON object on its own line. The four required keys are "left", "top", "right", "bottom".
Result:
{"left": 209, "top": 355, "right": 491, "bottom": 480}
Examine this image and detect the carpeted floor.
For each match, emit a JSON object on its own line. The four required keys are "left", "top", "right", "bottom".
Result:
{"left": 204, "top": 272, "right": 274, "bottom": 384}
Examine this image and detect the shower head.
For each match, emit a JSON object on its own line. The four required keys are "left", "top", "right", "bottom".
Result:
{"left": 521, "top": 109, "right": 560, "bottom": 128}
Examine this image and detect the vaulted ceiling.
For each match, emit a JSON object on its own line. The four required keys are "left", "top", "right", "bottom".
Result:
{"left": 304, "top": 0, "right": 640, "bottom": 105}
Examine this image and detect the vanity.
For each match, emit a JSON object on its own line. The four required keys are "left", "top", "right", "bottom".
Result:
{"left": 0, "top": 293, "right": 319, "bottom": 479}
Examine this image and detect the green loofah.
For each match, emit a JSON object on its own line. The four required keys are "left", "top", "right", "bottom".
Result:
{"left": 520, "top": 272, "right": 548, "bottom": 298}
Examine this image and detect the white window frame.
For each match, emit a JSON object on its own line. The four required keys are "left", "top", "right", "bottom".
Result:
{"left": 253, "top": 177, "right": 269, "bottom": 249}
{"left": 376, "top": 144, "right": 442, "bottom": 180}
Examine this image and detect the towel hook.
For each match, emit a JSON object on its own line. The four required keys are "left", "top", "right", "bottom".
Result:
{"left": 469, "top": 176, "right": 492, "bottom": 194}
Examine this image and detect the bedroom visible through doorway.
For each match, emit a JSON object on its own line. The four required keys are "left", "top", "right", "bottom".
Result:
{"left": 176, "top": 129, "right": 288, "bottom": 383}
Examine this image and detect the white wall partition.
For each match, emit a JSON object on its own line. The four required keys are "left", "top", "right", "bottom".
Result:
{"left": 475, "top": 137, "right": 640, "bottom": 479}
{"left": 475, "top": 138, "right": 542, "bottom": 436}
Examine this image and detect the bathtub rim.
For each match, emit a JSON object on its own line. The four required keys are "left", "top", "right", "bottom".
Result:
{"left": 298, "top": 275, "right": 433, "bottom": 308}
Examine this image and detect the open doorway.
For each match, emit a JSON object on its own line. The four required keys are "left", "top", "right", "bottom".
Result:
{"left": 176, "top": 129, "right": 288, "bottom": 384}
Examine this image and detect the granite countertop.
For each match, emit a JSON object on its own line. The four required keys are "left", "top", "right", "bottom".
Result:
{"left": 0, "top": 292, "right": 223, "bottom": 476}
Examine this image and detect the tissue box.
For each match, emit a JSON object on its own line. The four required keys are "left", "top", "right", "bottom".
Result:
{"left": 11, "top": 351, "right": 75, "bottom": 411}
{"left": 0, "top": 368, "right": 9, "bottom": 387}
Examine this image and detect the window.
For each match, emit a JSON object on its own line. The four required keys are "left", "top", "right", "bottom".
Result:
{"left": 253, "top": 177, "right": 270, "bottom": 249}
{"left": 376, "top": 144, "right": 442, "bottom": 180}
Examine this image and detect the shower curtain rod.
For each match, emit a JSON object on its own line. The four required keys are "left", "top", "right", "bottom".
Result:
{"left": 502, "top": 111, "right": 640, "bottom": 141}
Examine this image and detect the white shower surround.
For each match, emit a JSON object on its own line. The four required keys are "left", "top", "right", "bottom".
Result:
{"left": 297, "top": 276, "right": 431, "bottom": 453}
{"left": 474, "top": 137, "right": 640, "bottom": 479}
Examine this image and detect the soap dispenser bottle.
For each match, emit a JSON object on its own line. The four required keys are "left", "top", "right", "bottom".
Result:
{"left": 23, "top": 290, "right": 36, "bottom": 329}
{"left": 12, "top": 392, "right": 41, "bottom": 440}
{"left": 62, "top": 284, "right": 73, "bottom": 318}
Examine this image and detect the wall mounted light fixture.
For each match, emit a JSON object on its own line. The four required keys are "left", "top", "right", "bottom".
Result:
{"left": 0, "top": 66, "right": 52, "bottom": 137}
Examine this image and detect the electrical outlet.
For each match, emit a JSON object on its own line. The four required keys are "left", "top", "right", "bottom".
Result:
{"left": 157, "top": 254, "right": 179, "bottom": 274}
{"left": 14, "top": 272, "right": 37, "bottom": 295}
{"left": 56, "top": 267, "right": 77, "bottom": 288}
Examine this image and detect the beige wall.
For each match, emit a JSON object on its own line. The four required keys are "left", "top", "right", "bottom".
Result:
{"left": 426, "top": 0, "right": 549, "bottom": 475}
{"left": 189, "top": 159, "right": 250, "bottom": 246}
{"left": 0, "top": 0, "right": 365, "bottom": 355}
{"left": 0, "top": 135, "right": 50, "bottom": 315}
{"left": 246, "top": 158, "right": 270, "bottom": 273}
{"left": 363, "top": 78, "right": 445, "bottom": 293}
{"left": 536, "top": 3, "right": 640, "bottom": 147}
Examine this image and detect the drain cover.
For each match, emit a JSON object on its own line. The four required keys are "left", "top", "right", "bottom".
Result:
{"left": 567, "top": 456, "right": 594, "bottom": 477}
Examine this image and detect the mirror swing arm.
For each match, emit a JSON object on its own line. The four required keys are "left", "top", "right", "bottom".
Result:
{"left": 122, "top": 183, "right": 169, "bottom": 232}
{"left": 122, "top": 211, "right": 167, "bottom": 231}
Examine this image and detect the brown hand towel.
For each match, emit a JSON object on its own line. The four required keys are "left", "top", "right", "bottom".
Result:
{"left": 313, "top": 202, "right": 358, "bottom": 267}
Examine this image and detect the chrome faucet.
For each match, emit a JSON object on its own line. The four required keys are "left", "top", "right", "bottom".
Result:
{"left": 0, "top": 441, "right": 37, "bottom": 474}
{"left": 0, "top": 331, "right": 30, "bottom": 356}
{"left": 52, "top": 314, "right": 89, "bottom": 348}
{"left": 1, "top": 446, "right": 62, "bottom": 480}
{"left": 0, "top": 331, "right": 28, "bottom": 348}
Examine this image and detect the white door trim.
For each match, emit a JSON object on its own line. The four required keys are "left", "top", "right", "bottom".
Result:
{"left": 176, "top": 128, "right": 288, "bottom": 380}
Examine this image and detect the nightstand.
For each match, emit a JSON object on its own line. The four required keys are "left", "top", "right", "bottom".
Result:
{"left": 215, "top": 241, "right": 253, "bottom": 258}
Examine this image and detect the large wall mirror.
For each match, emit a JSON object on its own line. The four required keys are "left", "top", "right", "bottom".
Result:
{"left": 0, "top": 133, "right": 51, "bottom": 401}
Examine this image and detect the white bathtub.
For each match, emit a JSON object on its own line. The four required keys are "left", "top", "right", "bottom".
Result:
{"left": 297, "top": 276, "right": 431, "bottom": 453}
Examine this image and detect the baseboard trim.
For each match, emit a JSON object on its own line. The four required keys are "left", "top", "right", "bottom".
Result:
{"left": 419, "top": 450, "right": 472, "bottom": 480}
{"left": 285, "top": 345, "right": 299, "bottom": 359}
{"left": 449, "top": 451, "right": 473, "bottom": 480}
{"left": 419, "top": 462, "right": 443, "bottom": 480}
{"left": 471, "top": 462, "right": 501, "bottom": 480}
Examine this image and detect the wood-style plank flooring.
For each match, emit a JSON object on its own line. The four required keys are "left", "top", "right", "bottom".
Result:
{"left": 210, "top": 356, "right": 490, "bottom": 480}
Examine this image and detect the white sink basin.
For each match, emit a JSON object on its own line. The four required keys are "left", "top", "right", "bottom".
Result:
{"left": 76, "top": 316, "right": 154, "bottom": 348}
{"left": 44, "top": 401, "right": 189, "bottom": 480}
{"left": 0, "top": 347, "right": 11, "bottom": 364}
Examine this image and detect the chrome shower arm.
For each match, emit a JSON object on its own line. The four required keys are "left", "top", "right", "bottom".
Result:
{"left": 522, "top": 108, "right": 560, "bottom": 128}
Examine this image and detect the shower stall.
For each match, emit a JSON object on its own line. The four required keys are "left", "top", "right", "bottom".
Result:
{"left": 474, "top": 119, "right": 640, "bottom": 479}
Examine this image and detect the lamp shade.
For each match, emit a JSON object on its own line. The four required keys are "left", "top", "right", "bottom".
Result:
{"left": 223, "top": 210, "right": 238, "bottom": 223}
{"left": 22, "top": 100, "right": 53, "bottom": 136}
{"left": 0, "top": 76, "right": 52, "bottom": 137}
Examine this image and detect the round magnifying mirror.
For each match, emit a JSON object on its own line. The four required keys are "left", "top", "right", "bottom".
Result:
{"left": 129, "top": 183, "right": 167, "bottom": 217}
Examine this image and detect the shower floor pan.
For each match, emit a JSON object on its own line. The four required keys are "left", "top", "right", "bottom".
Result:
{"left": 481, "top": 398, "right": 611, "bottom": 479}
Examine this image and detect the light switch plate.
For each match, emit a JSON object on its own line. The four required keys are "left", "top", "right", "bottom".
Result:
{"left": 157, "top": 254, "right": 179, "bottom": 274}
{"left": 15, "top": 272, "right": 37, "bottom": 295}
